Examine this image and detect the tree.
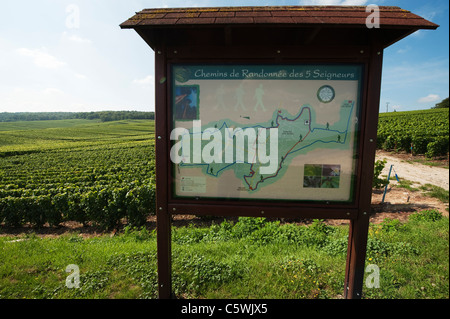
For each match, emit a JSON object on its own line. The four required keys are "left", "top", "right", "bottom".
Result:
{"left": 433, "top": 97, "right": 449, "bottom": 109}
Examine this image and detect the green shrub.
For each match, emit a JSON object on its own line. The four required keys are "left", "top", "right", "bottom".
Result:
{"left": 377, "top": 108, "right": 449, "bottom": 155}
{"left": 0, "top": 196, "right": 24, "bottom": 227}
{"left": 176, "top": 254, "right": 242, "bottom": 295}
{"left": 276, "top": 223, "right": 306, "bottom": 245}
{"left": 382, "top": 135, "right": 396, "bottom": 151}
{"left": 0, "top": 183, "right": 156, "bottom": 230}
{"left": 373, "top": 159, "right": 388, "bottom": 189}
{"left": 323, "top": 237, "right": 348, "bottom": 256}
{"left": 248, "top": 221, "right": 280, "bottom": 244}
{"left": 231, "top": 217, "right": 268, "bottom": 239}
{"left": 366, "top": 237, "right": 418, "bottom": 261}
{"left": 173, "top": 225, "right": 209, "bottom": 244}
{"left": 409, "top": 209, "right": 443, "bottom": 222}
{"left": 411, "top": 135, "right": 433, "bottom": 154}
{"left": 204, "top": 219, "right": 234, "bottom": 242}
{"left": 380, "top": 218, "right": 403, "bottom": 232}
{"left": 426, "top": 136, "right": 449, "bottom": 158}
{"left": 310, "top": 219, "right": 334, "bottom": 235}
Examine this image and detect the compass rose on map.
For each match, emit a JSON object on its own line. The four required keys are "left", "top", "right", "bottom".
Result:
{"left": 317, "top": 85, "right": 335, "bottom": 103}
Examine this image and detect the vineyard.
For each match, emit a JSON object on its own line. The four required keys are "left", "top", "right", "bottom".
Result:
{"left": 0, "top": 120, "right": 156, "bottom": 229}
{"left": 377, "top": 108, "right": 449, "bottom": 158}
{"left": 0, "top": 108, "right": 449, "bottom": 230}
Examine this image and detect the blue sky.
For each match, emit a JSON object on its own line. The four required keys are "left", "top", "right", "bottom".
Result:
{"left": 0, "top": 0, "right": 448, "bottom": 113}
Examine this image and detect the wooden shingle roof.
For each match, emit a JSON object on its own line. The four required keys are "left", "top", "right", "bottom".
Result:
{"left": 120, "top": 6, "right": 438, "bottom": 29}
{"left": 120, "top": 6, "right": 438, "bottom": 50}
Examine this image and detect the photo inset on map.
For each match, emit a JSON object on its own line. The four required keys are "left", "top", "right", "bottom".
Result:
{"left": 303, "top": 164, "right": 322, "bottom": 188}
{"left": 304, "top": 164, "right": 341, "bottom": 188}
{"left": 174, "top": 85, "right": 199, "bottom": 120}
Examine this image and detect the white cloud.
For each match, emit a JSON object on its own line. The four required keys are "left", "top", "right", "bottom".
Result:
{"left": 382, "top": 58, "right": 449, "bottom": 88}
{"left": 418, "top": 94, "right": 440, "bottom": 103}
{"left": 43, "top": 87, "right": 65, "bottom": 95}
{"left": 62, "top": 32, "right": 92, "bottom": 44}
{"left": 410, "top": 30, "right": 425, "bottom": 38}
{"left": 68, "top": 35, "right": 92, "bottom": 44}
{"left": 133, "top": 75, "right": 154, "bottom": 86}
{"left": 417, "top": 9, "right": 437, "bottom": 23}
{"left": 75, "top": 73, "right": 88, "bottom": 80}
{"left": 396, "top": 46, "right": 410, "bottom": 54}
{"left": 16, "top": 48, "right": 66, "bottom": 69}
{"left": 0, "top": 87, "right": 72, "bottom": 112}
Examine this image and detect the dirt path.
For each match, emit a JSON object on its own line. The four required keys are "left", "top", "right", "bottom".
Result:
{"left": 376, "top": 150, "right": 449, "bottom": 191}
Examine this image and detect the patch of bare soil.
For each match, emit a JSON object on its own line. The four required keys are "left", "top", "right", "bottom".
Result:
{"left": 370, "top": 186, "right": 448, "bottom": 224}
{"left": 379, "top": 150, "right": 449, "bottom": 169}
{"left": 0, "top": 221, "right": 107, "bottom": 239}
{"left": 322, "top": 185, "right": 449, "bottom": 227}
{"left": 377, "top": 150, "right": 449, "bottom": 191}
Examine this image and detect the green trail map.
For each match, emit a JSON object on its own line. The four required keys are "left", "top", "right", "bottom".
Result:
{"left": 172, "top": 65, "right": 362, "bottom": 202}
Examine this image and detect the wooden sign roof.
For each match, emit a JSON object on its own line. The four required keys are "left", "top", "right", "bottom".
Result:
{"left": 120, "top": 6, "right": 438, "bottom": 50}
{"left": 121, "top": 6, "right": 438, "bottom": 29}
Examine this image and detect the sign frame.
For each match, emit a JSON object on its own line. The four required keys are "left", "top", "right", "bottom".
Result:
{"left": 168, "top": 62, "right": 364, "bottom": 206}
{"left": 161, "top": 54, "right": 375, "bottom": 221}
{"left": 154, "top": 45, "right": 381, "bottom": 300}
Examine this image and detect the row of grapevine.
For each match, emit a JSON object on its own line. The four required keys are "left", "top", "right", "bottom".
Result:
{"left": 1, "top": 110, "right": 447, "bottom": 230}
{"left": 0, "top": 138, "right": 156, "bottom": 230}
{"left": 377, "top": 108, "right": 449, "bottom": 157}
{"left": 0, "top": 183, "right": 155, "bottom": 229}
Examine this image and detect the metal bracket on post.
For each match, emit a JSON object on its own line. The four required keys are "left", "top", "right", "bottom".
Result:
{"left": 381, "top": 164, "right": 393, "bottom": 203}
{"left": 382, "top": 165, "right": 400, "bottom": 203}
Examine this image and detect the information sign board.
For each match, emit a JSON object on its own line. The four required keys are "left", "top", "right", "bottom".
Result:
{"left": 121, "top": 5, "right": 437, "bottom": 299}
{"left": 170, "top": 64, "right": 363, "bottom": 203}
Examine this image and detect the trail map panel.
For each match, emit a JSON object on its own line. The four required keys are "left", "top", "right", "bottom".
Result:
{"left": 171, "top": 64, "right": 362, "bottom": 202}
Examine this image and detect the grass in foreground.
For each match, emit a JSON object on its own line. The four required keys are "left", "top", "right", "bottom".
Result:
{"left": 419, "top": 184, "right": 449, "bottom": 203}
{"left": 394, "top": 179, "right": 449, "bottom": 204}
{"left": 0, "top": 210, "right": 448, "bottom": 299}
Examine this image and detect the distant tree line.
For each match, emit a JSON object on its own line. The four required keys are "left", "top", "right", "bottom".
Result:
{"left": 0, "top": 111, "right": 155, "bottom": 122}
{"left": 433, "top": 97, "right": 449, "bottom": 109}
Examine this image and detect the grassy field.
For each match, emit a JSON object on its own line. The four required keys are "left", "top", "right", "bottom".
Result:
{"left": 0, "top": 118, "right": 448, "bottom": 299}
{"left": 0, "top": 212, "right": 448, "bottom": 299}
{"left": 0, "top": 119, "right": 155, "bottom": 155}
{"left": 0, "top": 119, "right": 96, "bottom": 132}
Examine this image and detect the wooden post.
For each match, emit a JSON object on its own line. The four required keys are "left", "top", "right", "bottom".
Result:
{"left": 156, "top": 209, "right": 172, "bottom": 299}
{"left": 344, "top": 213, "right": 371, "bottom": 299}
{"left": 344, "top": 36, "right": 383, "bottom": 299}
{"left": 154, "top": 46, "right": 173, "bottom": 299}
